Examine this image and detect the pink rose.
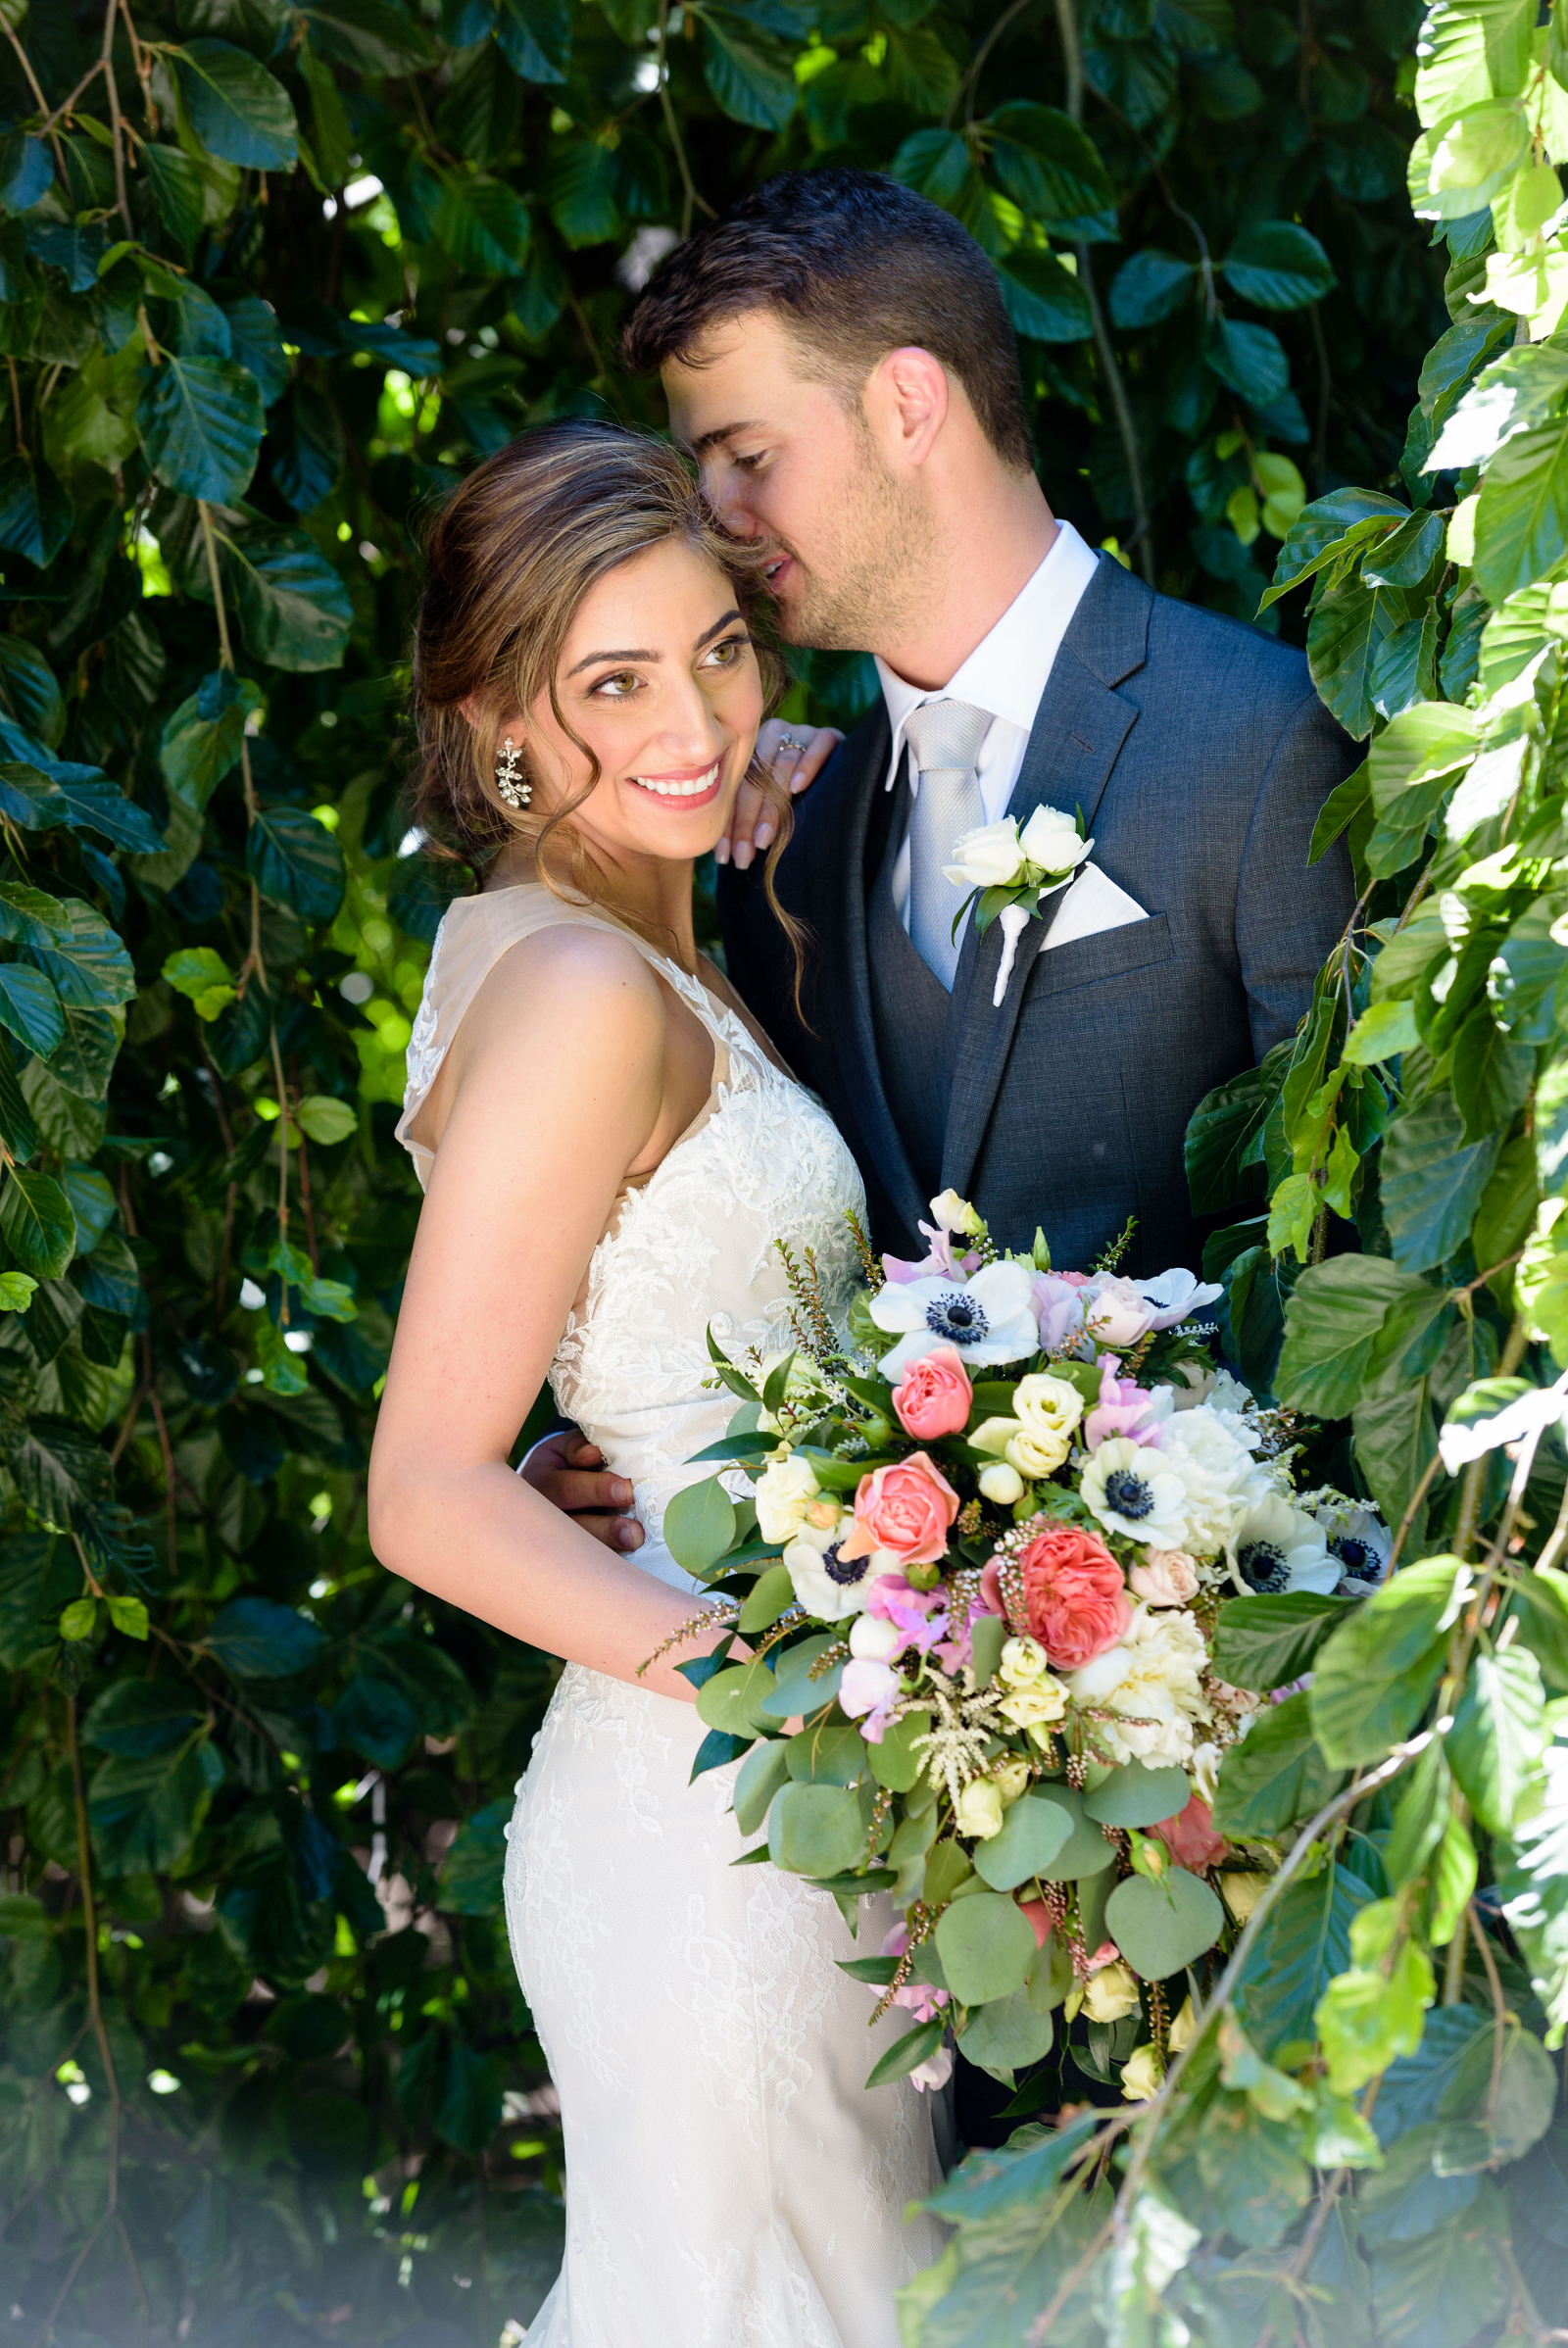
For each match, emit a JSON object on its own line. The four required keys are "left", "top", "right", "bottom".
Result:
{"left": 1152, "top": 1795, "right": 1230, "bottom": 1873}
{"left": 838, "top": 1451, "right": 959, "bottom": 1569}
{"left": 891, "top": 1344, "right": 974, "bottom": 1441}
{"left": 1083, "top": 1275, "right": 1157, "bottom": 1349}
{"left": 1017, "top": 1525, "right": 1133, "bottom": 1670}
{"left": 1130, "top": 1549, "right": 1200, "bottom": 1606}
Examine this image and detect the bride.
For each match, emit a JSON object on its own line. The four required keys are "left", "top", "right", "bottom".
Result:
{"left": 368, "top": 417, "right": 944, "bottom": 2346}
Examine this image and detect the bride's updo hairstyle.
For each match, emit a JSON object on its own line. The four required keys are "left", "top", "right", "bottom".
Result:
{"left": 413, "top": 416, "right": 799, "bottom": 974}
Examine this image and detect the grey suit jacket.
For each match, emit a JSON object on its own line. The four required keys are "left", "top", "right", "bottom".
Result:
{"left": 719, "top": 555, "right": 1358, "bottom": 1276}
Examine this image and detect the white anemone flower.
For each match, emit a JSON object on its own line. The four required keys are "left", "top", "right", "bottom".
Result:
{"left": 1138, "top": 1267, "right": 1224, "bottom": 1331}
{"left": 783, "top": 1536, "right": 902, "bottom": 1622}
{"left": 868, "top": 1258, "right": 1039, "bottom": 1378}
{"left": 1080, "top": 1436, "right": 1191, "bottom": 1547}
{"left": 1302, "top": 1492, "right": 1393, "bottom": 1593}
{"left": 1229, "top": 1493, "right": 1340, "bottom": 1595}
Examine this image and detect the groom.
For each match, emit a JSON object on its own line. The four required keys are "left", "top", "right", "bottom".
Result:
{"left": 619, "top": 166, "right": 1357, "bottom": 1275}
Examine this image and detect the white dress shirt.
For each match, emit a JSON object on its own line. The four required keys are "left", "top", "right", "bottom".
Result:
{"left": 877, "top": 518, "right": 1101, "bottom": 926}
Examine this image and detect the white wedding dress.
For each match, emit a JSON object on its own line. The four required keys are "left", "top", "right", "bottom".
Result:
{"left": 398, "top": 884, "right": 944, "bottom": 2348}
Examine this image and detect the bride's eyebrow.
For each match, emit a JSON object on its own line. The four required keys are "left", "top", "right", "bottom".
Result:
{"left": 565, "top": 646, "right": 658, "bottom": 675}
{"left": 564, "top": 609, "right": 744, "bottom": 678}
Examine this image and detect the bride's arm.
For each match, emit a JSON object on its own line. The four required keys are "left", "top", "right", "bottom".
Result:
{"left": 368, "top": 927, "right": 728, "bottom": 1702}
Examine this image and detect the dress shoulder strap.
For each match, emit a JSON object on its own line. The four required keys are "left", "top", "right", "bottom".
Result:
{"left": 395, "top": 882, "right": 660, "bottom": 1186}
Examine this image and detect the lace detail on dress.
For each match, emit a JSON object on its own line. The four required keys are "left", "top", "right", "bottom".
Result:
{"left": 549, "top": 951, "right": 864, "bottom": 1566}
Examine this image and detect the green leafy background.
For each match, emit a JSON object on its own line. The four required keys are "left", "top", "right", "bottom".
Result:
{"left": 16, "top": 0, "right": 1568, "bottom": 2342}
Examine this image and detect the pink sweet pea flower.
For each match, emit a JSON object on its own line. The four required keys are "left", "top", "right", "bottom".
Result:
{"left": 882, "top": 1213, "right": 982, "bottom": 1286}
{"left": 840, "top": 1658, "right": 903, "bottom": 1742}
{"left": 879, "top": 1924, "right": 951, "bottom": 2023}
{"left": 1032, "top": 1272, "right": 1088, "bottom": 1356}
{"left": 1084, "top": 1354, "right": 1165, "bottom": 1452}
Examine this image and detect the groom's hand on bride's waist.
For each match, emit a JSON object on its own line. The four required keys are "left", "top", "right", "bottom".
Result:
{"left": 521, "top": 1428, "right": 644, "bottom": 1552}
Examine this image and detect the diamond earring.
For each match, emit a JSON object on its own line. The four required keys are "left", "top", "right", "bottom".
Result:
{"left": 495, "top": 736, "right": 531, "bottom": 810}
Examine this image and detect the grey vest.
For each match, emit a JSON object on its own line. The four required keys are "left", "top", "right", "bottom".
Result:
{"left": 867, "top": 767, "right": 951, "bottom": 1207}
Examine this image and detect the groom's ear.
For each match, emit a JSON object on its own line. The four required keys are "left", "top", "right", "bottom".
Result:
{"left": 865, "top": 346, "right": 950, "bottom": 470}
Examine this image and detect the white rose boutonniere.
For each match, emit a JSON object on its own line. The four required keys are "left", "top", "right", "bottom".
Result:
{"left": 943, "top": 807, "right": 1094, "bottom": 1006}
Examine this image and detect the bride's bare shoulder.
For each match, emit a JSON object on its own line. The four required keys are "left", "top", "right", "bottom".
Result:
{"left": 457, "top": 917, "right": 666, "bottom": 1073}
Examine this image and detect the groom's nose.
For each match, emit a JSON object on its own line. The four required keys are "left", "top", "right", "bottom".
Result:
{"left": 700, "top": 459, "right": 757, "bottom": 538}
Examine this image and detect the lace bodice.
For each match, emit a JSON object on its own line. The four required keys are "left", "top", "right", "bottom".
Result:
{"left": 397, "top": 885, "right": 869, "bottom": 1590}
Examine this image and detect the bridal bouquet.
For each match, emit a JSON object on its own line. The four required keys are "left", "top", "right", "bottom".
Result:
{"left": 655, "top": 1194, "right": 1390, "bottom": 2103}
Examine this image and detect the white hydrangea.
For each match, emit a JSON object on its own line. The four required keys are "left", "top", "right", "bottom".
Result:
{"left": 1068, "top": 1603, "right": 1212, "bottom": 1767}
{"left": 1161, "top": 1404, "right": 1273, "bottom": 1559}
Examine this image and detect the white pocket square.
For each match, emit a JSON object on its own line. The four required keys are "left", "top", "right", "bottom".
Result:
{"left": 1041, "top": 862, "right": 1150, "bottom": 952}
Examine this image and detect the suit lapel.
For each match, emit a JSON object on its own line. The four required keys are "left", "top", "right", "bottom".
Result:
{"left": 941, "top": 556, "right": 1151, "bottom": 1201}
{"left": 829, "top": 708, "right": 931, "bottom": 1244}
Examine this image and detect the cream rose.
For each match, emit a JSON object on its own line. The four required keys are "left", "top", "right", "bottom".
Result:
{"left": 755, "top": 1452, "right": 822, "bottom": 1544}
{"left": 956, "top": 1778, "right": 1005, "bottom": 1839}
{"left": 944, "top": 815, "right": 1028, "bottom": 891}
{"left": 1017, "top": 803, "right": 1092, "bottom": 876}
{"left": 1013, "top": 1373, "right": 1085, "bottom": 1446}
{"left": 998, "top": 1678, "right": 1069, "bottom": 1731}
{"left": 1081, "top": 1959, "right": 1141, "bottom": 2023}
{"left": 1220, "top": 1871, "right": 1273, "bottom": 1925}
{"left": 1000, "top": 1636, "right": 1049, "bottom": 1688}
{"left": 979, "top": 1462, "right": 1027, "bottom": 1505}
{"left": 993, "top": 1756, "right": 1032, "bottom": 1805}
{"left": 1005, "top": 1427, "right": 1073, "bottom": 1479}
{"left": 1120, "top": 2042, "right": 1163, "bottom": 2102}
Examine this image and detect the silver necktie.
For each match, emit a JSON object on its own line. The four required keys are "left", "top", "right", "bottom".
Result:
{"left": 904, "top": 697, "right": 992, "bottom": 990}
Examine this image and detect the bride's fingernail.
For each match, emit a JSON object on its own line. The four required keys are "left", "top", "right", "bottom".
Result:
{"left": 733, "top": 840, "right": 754, "bottom": 870}
{"left": 618, "top": 1522, "right": 643, "bottom": 1550}
{"left": 790, "top": 771, "right": 808, "bottom": 793}
{"left": 611, "top": 1479, "right": 632, "bottom": 1504}
{"left": 713, "top": 837, "right": 729, "bottom": 865}
{"left": 755, "top": 821, "right": 773, "bottom": 850}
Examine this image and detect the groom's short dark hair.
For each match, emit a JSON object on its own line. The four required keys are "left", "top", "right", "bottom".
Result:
{"left": 621, "top": 168, "right": 1032, "bottom": 472}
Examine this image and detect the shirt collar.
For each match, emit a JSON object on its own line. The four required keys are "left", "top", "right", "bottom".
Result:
{"left": 875, "top": 519, "right": 1100, "bottom": 788}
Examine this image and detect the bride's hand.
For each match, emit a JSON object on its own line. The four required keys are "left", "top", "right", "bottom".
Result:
{"left": 717, "top": 719, "right": 845, "bottom": 871}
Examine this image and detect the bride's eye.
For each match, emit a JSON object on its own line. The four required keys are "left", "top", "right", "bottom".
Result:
{"left": 701, "top": 634, "right": 750, "bottom": 670}
{"left": 591, "top": 670, "right": 641, "bottom": 699}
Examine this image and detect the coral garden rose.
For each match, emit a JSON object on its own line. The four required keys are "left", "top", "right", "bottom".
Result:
{"left": 1017, "top": 1525, "right": 1134, "bottom": 1669}
{"left": 1151, "top": 1794, "right": 1229, "bottom": 1873}
{"left": 891, "top": 1343, "right": 973, "bottom": 1441}
{"left": 838, "top": 1450, "right": 959, "bottom": 1568}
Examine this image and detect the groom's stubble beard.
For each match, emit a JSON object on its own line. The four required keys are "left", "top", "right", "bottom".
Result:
{"left": 773, "top": 407, "right": 941, "bottom": 654}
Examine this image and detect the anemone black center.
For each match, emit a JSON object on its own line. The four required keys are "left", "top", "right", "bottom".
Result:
{"left": 822, "top": 1543, "right": 866, "bottom": 1587}
{"left": 1237, "top": 1541, "right": 1289, "bottom": 1594}
{"left": 1331, "top": 1536, "right": 1377, "bottom": 1581}
{"left": 1103, "top": 1468, "right": 1154, "bottom": 1521}
{"left": 926, "top": 1291, "right": 988, "bottom": 1345}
